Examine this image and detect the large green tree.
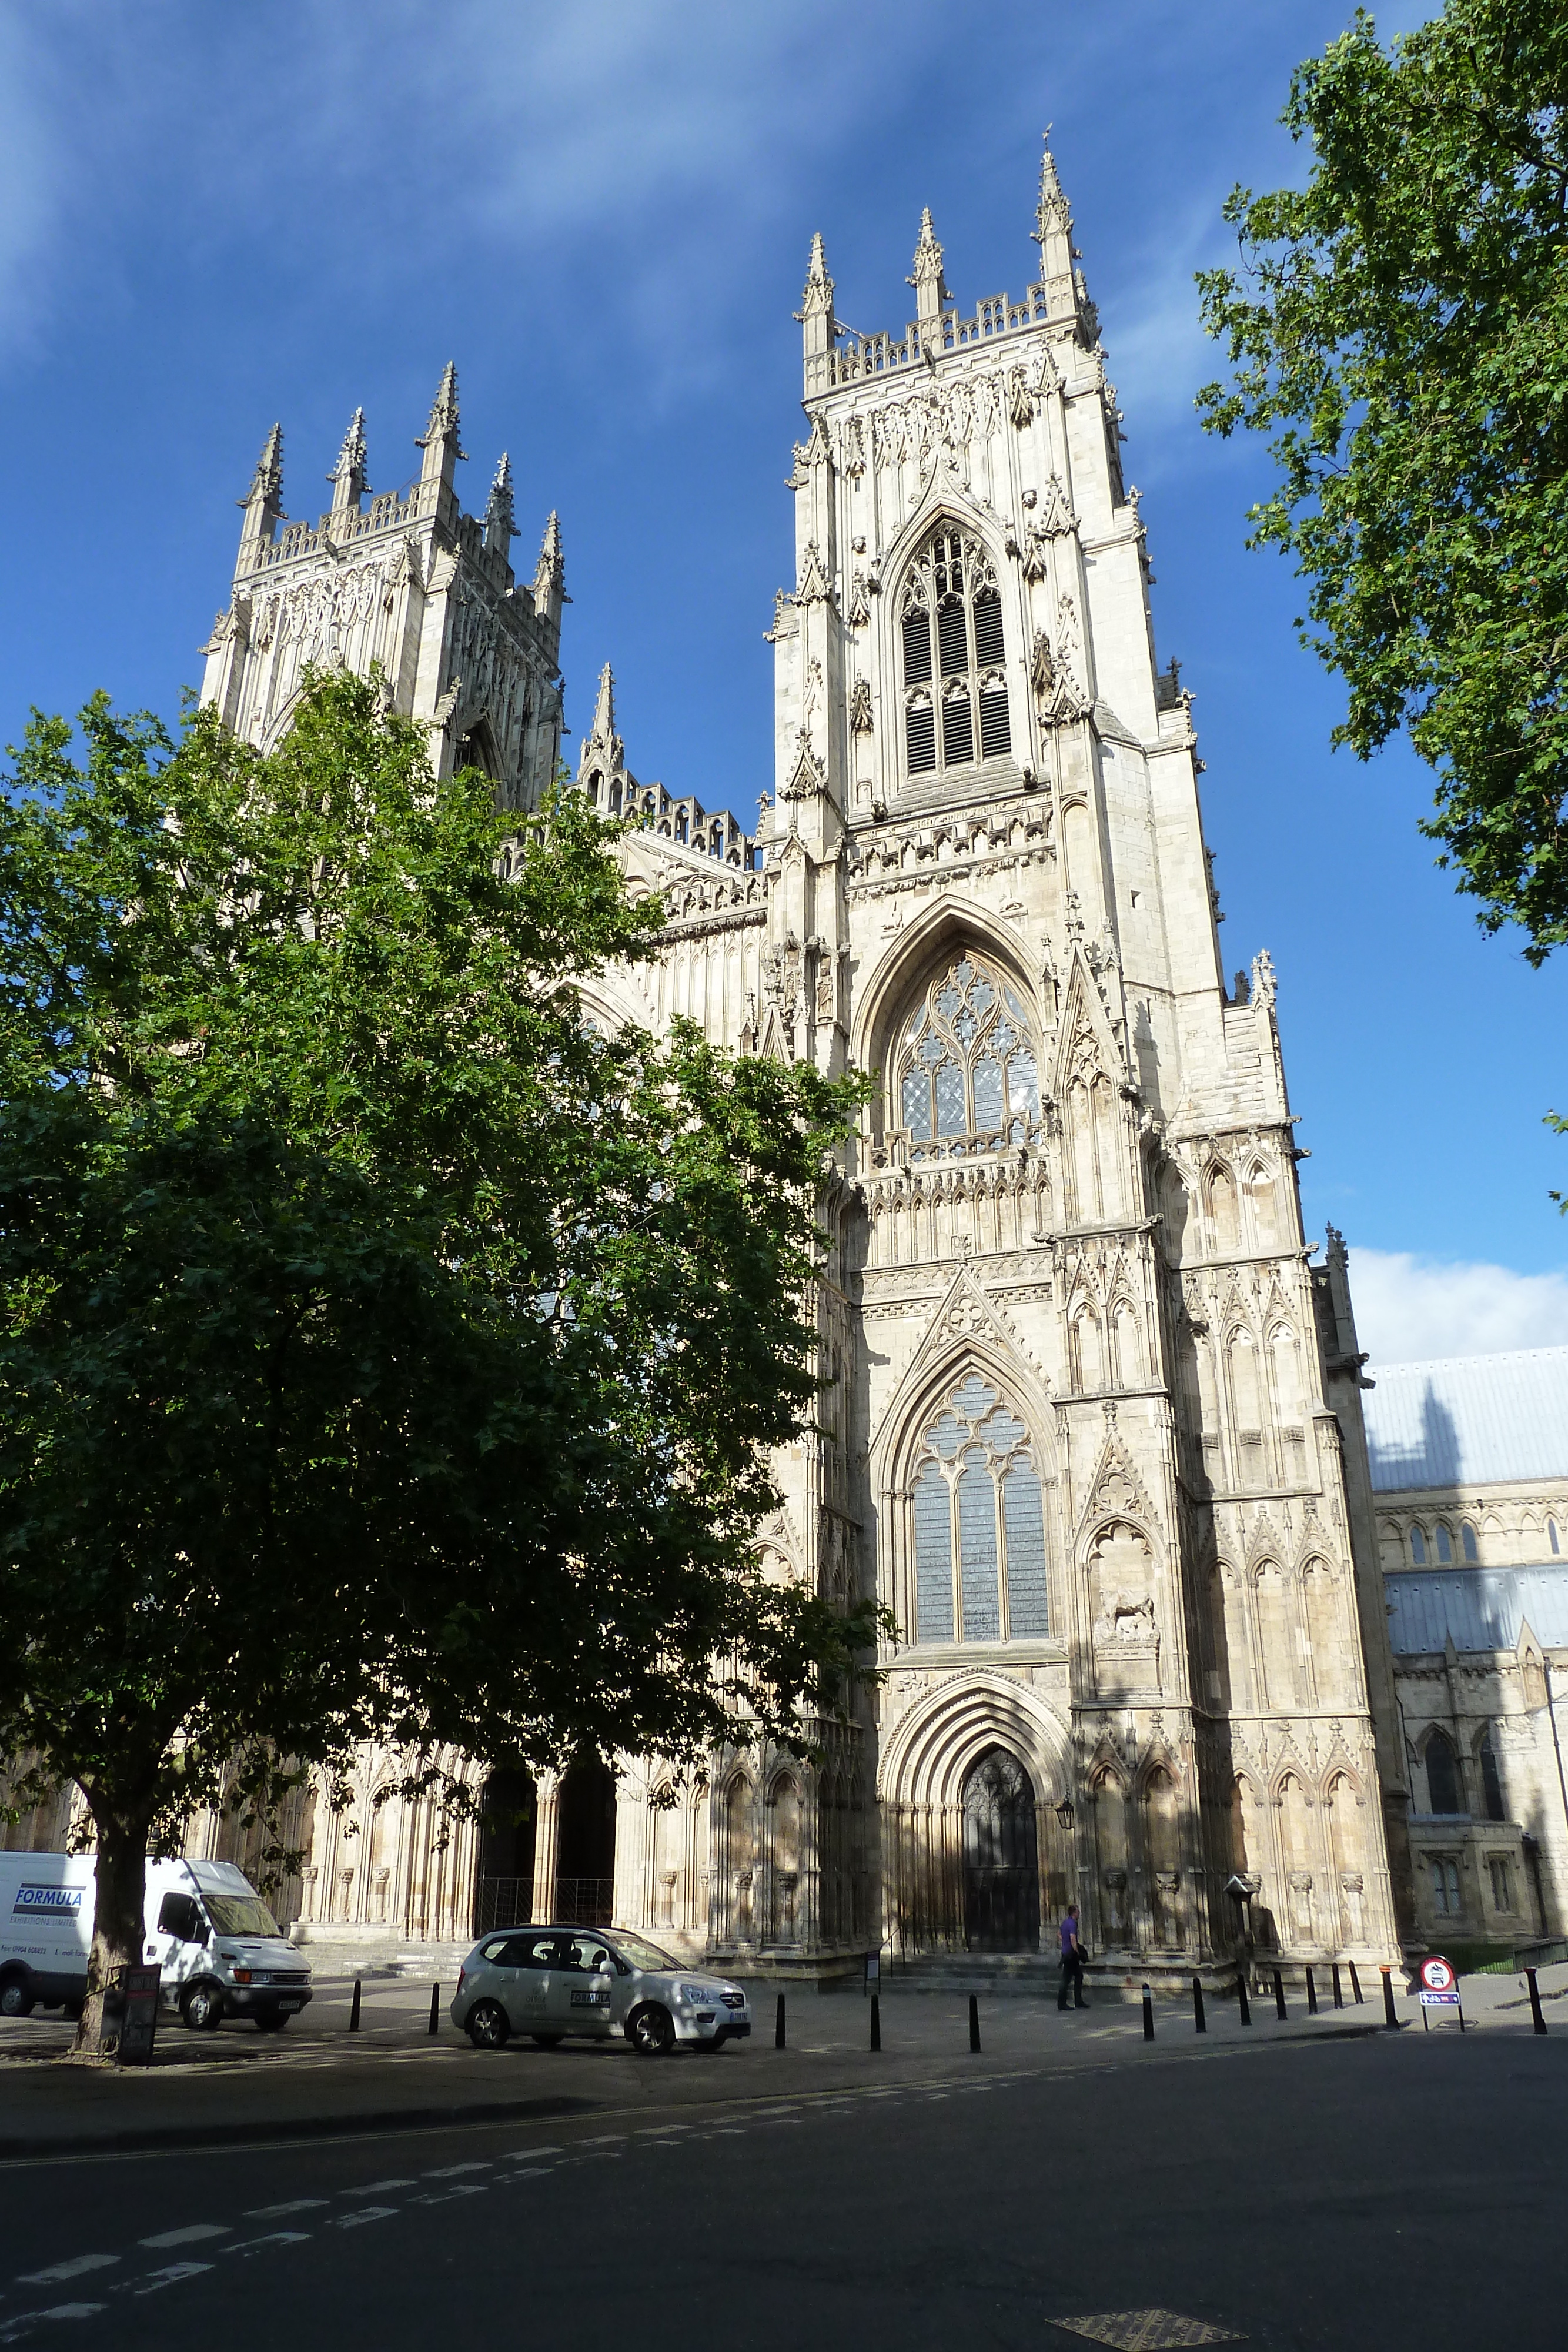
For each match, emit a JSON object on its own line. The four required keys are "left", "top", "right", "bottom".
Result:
{"left": 1197, "top": 1, "right": 1568, "bottom": 962}
{"left": 0, "top": 670, "right": 870, "bottom": 2053}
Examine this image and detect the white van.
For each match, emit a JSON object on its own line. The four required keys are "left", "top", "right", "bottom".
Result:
{"left": 0, "top": 1853, "right": 313, "bottom": 2032}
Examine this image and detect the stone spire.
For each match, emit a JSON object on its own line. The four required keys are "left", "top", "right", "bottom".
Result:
{"left": 533, "top": 510, "right": 565, "bottom": 627}
{"left": 416, "top": 362, "right": 466, "bottom": 492}
{"left": 575, "top": 661, "right": 624, "bottom": 790}
{"left": 1031, "top": 133, "right": 1089, "bottom": 333}
{"left": 800, "top": 231, "right": 835, "bottom": 366}
{"left": 328, "top": 407, "right": 368, "bottom": 519}
{"left": 907, "top": 207, "right": 950, "bottom": 326}
{"left": 484, "top": 452, "right": 516, "bottom": 550}
{"left": 590, "top": 660, "right": 614, "bottom": 741}
{"left": 238, "top": 423, "right": 284, "bottom": 563}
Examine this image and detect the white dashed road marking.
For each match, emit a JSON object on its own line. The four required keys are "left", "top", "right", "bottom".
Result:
{"left": 329, "top": 2209, "right": 399, "bottom": 2231}
{"left": 343, "top": 2180, "right": 414, "bottom": 2194}
{"left": 138, "top": 2226, "right": 229, "bottom": 2249}
{"left": 16, "top": 2259, "right": 118, "bottom": 2286}
{"left": 243, "top": 2200, "right": 327, "bottom": 2218}
{"left": 422, "top": 2161, "right": 492, "bottom": 2177}
{"left": 125, "top": 2264, "right": 215, "bottom": 2294}
{"left": 224, "top": 2234, "right": 312, "bottom": 2259}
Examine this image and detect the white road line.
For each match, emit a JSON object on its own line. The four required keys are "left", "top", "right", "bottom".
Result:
{"left": 501, "top": 2145, "right": 562, "bottom": 2160}
{"left": 243, "top": 2200, "right": 327, "bottom": 2219}
{"left": 16, "top": 2260, "right": 118, "bottom": 2286}
{"left": 125, "top": 2264, "right": 215, "bottom": 2294}
{"left": 422, "top": 2161, "right": 492, "bottom": 2177}
{"left": 138, "top": 2226, "right": 230, "bottom": 2249}
{"left": 223, "top": 2234, "right": 312, "bottom": 2259}
{"left": 1, "top": 2303, "right": 108, "bottom": 2339}
{"left": 342, "top": 2180, "right": 414, "bottom": 2195}
{"left": 499, "top": 2167, "right": 554, "bottom": 2180}
{"left": 329, "top": 2209, "right": 399, "bottom": 2231}
{"left": 406, "top": 2185, "right": 488, "bottom": 2205}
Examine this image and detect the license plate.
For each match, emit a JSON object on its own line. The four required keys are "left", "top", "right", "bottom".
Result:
{"left": 277, "top": 1997, "right": 304, "bottom": 2012}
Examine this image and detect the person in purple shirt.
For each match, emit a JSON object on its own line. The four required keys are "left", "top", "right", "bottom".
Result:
{"left": 1058, "top": 1903, "right": 1087, "bottom": 2009}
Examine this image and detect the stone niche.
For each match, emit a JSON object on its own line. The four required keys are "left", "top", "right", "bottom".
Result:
{"left": 1089, "top": 1520, "right": 1160, "bottom": 1699}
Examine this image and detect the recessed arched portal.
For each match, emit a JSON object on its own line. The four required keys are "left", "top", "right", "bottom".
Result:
{"left": 554, "top": 1756, "right": 618, "bottom": 1925}
{"left": 473, "top": 1765, "right": 536, "bottom": 1936}
{"left": 961, "top": 1746, "right": 1040, "bottom": 1952}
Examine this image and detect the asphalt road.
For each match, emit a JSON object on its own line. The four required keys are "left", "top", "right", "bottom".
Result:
{"left": 1, "top": 2026, "right": 1562, "bottom": 2351}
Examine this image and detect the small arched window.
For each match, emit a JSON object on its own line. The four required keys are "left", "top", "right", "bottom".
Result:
{"left": 608, "top": 780, "right": 621, "bottom": 814}
{"left": 1410, "top": 1526, "right": 1427, "bottom": 1566}
{"left": 893, "top": 953, "right": 1042, "bottom": 1155}
{"left": 900, "top": 529, "right": 1009, "bottom": 778}
{"left": 1425, "top": 1730, "right": 1463, "bottom": 1816}
{"left": 909, "top": 1371, "right": 1050, "bottom": 1644}
{"left": 1435, "top": 1523, "right": 1453, "bottom": 1564}
{"left": 1550, "top": 1519, "right": 1561, "bottom": 1555}
{"left": 1461, "top": 1521, "right": 1479, "bottom": 1562}
{"left": 1477, "top": 1729, "right": 1505, "bottom": 1822}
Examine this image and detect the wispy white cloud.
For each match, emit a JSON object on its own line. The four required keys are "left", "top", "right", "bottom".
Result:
{"left": 0, "top": 6, "right": 66, "bottom": 358}
{"left": 1350, "top": 1247, "right": 1568, "bottom": 1368}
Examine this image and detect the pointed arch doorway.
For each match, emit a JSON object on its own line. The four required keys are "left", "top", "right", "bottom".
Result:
{"left": 962, "top": 1747, "right": 1041, "bottom": 1951}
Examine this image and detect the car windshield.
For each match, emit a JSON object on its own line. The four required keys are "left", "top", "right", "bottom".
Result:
{"left": 204, "top": 1893, "right": 283, "bottom": 1939}
{"left": 606, "top": 1931, "right": 679, "bottom": 1971}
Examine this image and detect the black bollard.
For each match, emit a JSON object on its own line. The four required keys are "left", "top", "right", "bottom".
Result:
{"left": 1331, "top": 1963, "right": 1344, "bottom": 2010}
{"left": 1306, "top": 1966, "right": 1319, "bottom": 2016}
{"left": 1142, "top": 1983, "right": 1154, "bottom": 2041}
{"left": 1381, "top": 1967, "right": 1399, "bottom": 2030}
{"left": 349, "top": 1976, "right": 362, "bottom": 2033}
{"left": 1236, "top": 1965, "right": 1252, "bottom": 2026}
{"left": 1273, "top": 1967, "right": 1287, "bottom": 2020}
{"left": 969, "top": 1993, "right": 981, "bottom": 2053}
{"left": 1526, "top": 1968, "right": 1547, "bottom": 2036}
{"left": 870, "top": 1993, "right": 881, "bottom": 2052}
{"left": 775, "top": 1993, "right": 787, "bottom": 2050}
{"left": 1349, "top": 1960, "right": 1364, "bottom": 2006}
{"left": 1192, "top": 1974, "right": 1206, "bottom": 2033}
{"left": 428, "top": 1982, "right": 440, "bottom": 2036}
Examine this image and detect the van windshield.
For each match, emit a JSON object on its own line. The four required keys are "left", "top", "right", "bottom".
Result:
{"left": 204, "top": 1893, "right": 283, "bottom": 1939}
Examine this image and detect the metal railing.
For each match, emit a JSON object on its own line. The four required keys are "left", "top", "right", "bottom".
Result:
{"left": 474, "top": 1877, "right": 617, "bottom": 1935}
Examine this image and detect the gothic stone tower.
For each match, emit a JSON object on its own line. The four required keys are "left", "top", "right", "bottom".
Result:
{"left": 199, "top": 368, "right": 565, "bottom": 808}
{"left": 737, "top": 150, "right": 1408, "bottom": 1972}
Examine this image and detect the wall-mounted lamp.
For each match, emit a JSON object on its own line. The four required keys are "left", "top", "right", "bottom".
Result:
{"left": 1054, "top": 1796, "right": 1075, "bottom": 1830}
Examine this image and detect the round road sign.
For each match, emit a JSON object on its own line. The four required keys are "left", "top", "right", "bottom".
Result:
{"left": 1419, "top": 1955, "right": 1456, "bottom": 1993}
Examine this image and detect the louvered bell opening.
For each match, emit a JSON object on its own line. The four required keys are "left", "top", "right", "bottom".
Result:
{"left": 902, "top": 609, "right": 933, "bottom": 686}
{"left": 905, "top": 693, "right": 937, "bottom": 774}
{"left": 979, "top": 684, "right": 1011, "bottom": 759}
{"left": 972, "top": 590, "right": 1005, "bottom": 669}
{"left": 941, "top": 686, "right": 974, "bottom": 767}
{"left": 937, "top": 597, "right": 968, "bottom": 679}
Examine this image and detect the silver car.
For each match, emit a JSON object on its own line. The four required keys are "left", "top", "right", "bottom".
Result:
{"left": 450, "top": 1925, "right": 751, "bottom": 2055}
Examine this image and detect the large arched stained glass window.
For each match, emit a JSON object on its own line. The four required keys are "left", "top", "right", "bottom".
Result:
{"left": 910, "top": 1371, "right": 1051, "bottom": 1643}
{"left": 894, "top": 953, "right": 1042, "bottom": 1157}
{"left": 900, "top": 529, "right": 1011, "bottom": 778}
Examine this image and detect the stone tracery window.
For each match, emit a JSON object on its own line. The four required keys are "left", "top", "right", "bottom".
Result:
{"left": 894, "top": 953, "right": 1042, "bottom": 1157}
{"left": 910, "top": 1371, "right": 1051, "bottom": 1643}
{"left": 900, "top": 529, "right": 1010, "bottom": 777}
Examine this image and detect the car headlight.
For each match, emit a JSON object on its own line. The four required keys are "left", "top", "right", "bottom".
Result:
{"left": 678, "top": 1983, "right": 714, "bottom": 2006}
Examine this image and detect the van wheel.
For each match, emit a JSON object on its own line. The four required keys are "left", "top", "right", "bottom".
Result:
{"left": 466, "top": 2000, "right": 510, "bottom": 2050}
{"left": 254, "top": 2012, "right": 290, "bottom": 2033}
{"left": 182, "top": 1981, "right": 225, "bottom": 2032}
{"left": 627, "top": 2002, "right": 676, "bottom": 2056}
{"left": 0, "top": 1973, "right": 35, "bottom": 2020}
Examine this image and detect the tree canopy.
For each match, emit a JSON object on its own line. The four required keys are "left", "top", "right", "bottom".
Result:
{"left": 0, "top": 669, "right": 871, "bottom": 2047}
{"left": 1197, "top": 0, "right": 1568, "bottom": 963}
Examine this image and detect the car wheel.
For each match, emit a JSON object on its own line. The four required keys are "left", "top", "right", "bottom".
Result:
{"left": 627, "top": 2002, "right": 676, "bottom": 2056}
{"left": 0, "top": 1973, "right": 35, "bottom": 2020}
{"left": 254, "top": 2012, "right": 290, "bottom": 2033}
{"left": 182, "top": 1981, "right": 225, "bottom": 2032}
{"left": 466, "top": 2000, "right": 510, "bottom": 2050}
{"left": 531, "top": 2033, "right": 564, "bottom": 2048}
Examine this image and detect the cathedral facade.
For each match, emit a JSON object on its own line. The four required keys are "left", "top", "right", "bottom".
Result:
{"left": 172, "top": 149, "right": 1415, "bottom": 1977}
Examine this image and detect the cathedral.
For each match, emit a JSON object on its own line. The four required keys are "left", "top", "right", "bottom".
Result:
{"left": 175, "top": 146, "right": 1418, "bottom": 1977}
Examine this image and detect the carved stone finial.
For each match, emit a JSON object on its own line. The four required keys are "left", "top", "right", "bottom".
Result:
{"left": 1251, "top": 948, "right": 1278, "bottom": 1008}
{"left": 590, "top": 660, "right": 615, "bottom": 744}
{"left": 907, "top": 206, "right": 950, "bottom": 324}
{"left": 245, "top": 422, "right": 283, "bottom": 509}
{"left": 801, "top": 231, "right": 834, "bottom": 318}
{"left": 533, "top": 509, "right": 564, "bottom": 603}
{"left": 327, "top": 408, "right": 367, "bottom": 503}
{"left": 484, "top": 452, "right": 517, "bottom": 549}
{"left": 417, "top": 361, "right": 464, "bottom": 455}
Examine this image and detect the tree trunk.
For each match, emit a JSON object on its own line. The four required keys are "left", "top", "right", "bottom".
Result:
{"left": 73, "top": 1805, "right": 151, "bottom": 2057}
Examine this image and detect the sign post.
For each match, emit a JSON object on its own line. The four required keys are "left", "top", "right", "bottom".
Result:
{"left": 115, "top": 1964, "right": 162, "bottom": 2066}
{"left": 1417, "top": 1953, "right": 1465, "bottom": 2033}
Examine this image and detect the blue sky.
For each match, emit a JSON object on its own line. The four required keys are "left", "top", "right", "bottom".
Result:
{"left": 2, "top": 0, "right": 1563, "bottom": 1361}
